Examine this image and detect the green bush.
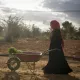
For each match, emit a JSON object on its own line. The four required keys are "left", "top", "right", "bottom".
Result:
{"left": 8, "top": 47, "right": 22, "bottom": 54}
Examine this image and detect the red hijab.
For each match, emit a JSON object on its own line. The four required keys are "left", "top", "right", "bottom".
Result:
{"left": 50, "top": 20, "right": 60, "bottom": 29}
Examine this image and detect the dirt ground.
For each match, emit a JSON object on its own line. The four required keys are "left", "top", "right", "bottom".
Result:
{"left": 0, "top": 39, "right": 80, "bottom": 80}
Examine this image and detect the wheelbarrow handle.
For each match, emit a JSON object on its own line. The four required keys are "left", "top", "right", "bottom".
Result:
{"left": 43, "top": 48, "right": 61, "bottom": 55}
{"left": 48, "top": 49, "right": 61, "bottom": 52}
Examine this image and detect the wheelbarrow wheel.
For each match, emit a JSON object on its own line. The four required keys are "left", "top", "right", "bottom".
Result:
{"left": 7, "top": 57, "right": 20, "bottom": 71}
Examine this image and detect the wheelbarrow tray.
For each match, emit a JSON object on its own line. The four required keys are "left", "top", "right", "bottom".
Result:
{"left": 16, "top": 52, "right": 42, "bottom": 62}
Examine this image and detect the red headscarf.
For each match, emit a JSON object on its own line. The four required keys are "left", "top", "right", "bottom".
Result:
{"left": 50, "top": 20, "right": 60, "bottom": 29}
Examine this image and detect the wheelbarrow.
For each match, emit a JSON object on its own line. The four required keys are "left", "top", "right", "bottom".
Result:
{"left": 7, "top": 52, "right": 42, "bottom": 72}
{"left": 0, "top": 52, "right": 43, "bottom": 80}
{"left": 0, "top": 49, "right": 79, "bottom": 71}
{"left": 0, "top": 49, "right": 59, "bottom": 72}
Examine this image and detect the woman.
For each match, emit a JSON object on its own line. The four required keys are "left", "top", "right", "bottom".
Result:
{"left": 42, "top": 20, "right": 72, "bottom": 74}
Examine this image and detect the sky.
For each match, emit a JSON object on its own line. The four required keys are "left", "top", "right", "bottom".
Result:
{"left": 0, "top": 0, "right": 80, "bottom": 31}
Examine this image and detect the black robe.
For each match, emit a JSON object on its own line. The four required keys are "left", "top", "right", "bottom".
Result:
{"left": 42, "top": 29, "right": 72, "bottom": 74}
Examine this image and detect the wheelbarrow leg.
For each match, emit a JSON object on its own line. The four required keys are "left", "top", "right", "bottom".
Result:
{"left": 25, "top": 62, "right": 38, "bottom": 80}
{"left": 26, "top": 62, "right": 36, "bottom": 74}
{"left": 30, "top": 75, "right": 38, "bottom": 80}
{"left": 33, "top": 62, "right": 35, "bottom": 70}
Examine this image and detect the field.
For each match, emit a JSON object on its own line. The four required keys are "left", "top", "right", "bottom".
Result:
{"left": 0, "top": 39, "right": 80, "bottom": 80}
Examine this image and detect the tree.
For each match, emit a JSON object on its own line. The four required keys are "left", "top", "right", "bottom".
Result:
{"left": 32, "top": 24, "right": 41, "bottom": 37}
{"left": 20, "top": 26, "right": 31, "bottom": 38}
{"left": 4, "top": 16, "right": 21, "bottom": 42}
{"left": 62, "top": 21, "right": 76, "bottom": 39}
{"left": 0, "top": 26, "right": 3, "bottom": 36}
{"left": 75, "top": 28, "right": 80, "bottom": 39}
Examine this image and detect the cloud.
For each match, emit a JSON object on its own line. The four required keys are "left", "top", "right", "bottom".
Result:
{"left": 0, "top": 0, "right": 67, "bottom": 25}
{"left": 18, "top": 10, "right": 68, "bottom": 26}
{"left": 0, "top": 6, "right": 66, "bottom": 24}
{"left": 1, "top": 0, "right": 80, "bottom": 29}
{"left": 0, "top": 0, "right": 4, "bottom": 5}
{"left": 43, "top": 0, "right": 80, "bottom": 26}
{"left": 1, "top": 7, "right": 12, "bottom": 13}
{"left": 43, "top": 0, "right": 80, "bottom": 11}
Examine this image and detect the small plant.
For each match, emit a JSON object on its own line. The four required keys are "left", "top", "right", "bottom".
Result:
{"left": 8, "top": 47, "right": 22, "bottom": 54}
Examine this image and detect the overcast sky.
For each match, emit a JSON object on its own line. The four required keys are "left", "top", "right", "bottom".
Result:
{"left": 0, "top": 0, "right": 80, "bottom": 31}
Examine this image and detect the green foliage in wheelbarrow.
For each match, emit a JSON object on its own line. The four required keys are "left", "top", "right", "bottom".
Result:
{"left": 8, "top": 47, "right": 22, "bottom": 54}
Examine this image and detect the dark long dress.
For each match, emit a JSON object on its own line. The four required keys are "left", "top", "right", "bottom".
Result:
{"left": 42, "top": 29, "right": 72, "bottom": 74}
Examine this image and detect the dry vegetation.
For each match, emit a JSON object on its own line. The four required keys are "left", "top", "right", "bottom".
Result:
{"left": 0, "top": 39, "right": 80, "bottom": 80}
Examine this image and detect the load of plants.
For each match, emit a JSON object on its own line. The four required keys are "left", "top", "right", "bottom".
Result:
{"left": 8, "top": 47, "right": 22, "bottom": 55}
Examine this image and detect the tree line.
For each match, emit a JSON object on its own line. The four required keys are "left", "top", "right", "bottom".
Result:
{"left": 0, "top": 16, "right": 80, "bottom": 42}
